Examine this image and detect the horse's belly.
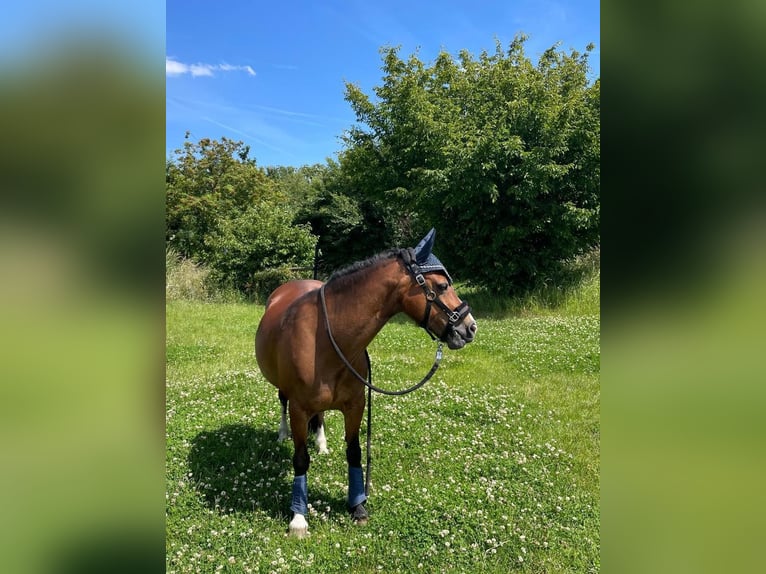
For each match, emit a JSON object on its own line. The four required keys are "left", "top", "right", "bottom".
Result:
{"left": 255, "top": 279, "right": 366, "bottom": 412}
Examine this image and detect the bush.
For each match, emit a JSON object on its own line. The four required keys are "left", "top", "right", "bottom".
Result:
{"left": 340, "top": 37, "right": 600, "bottom": 296}
{"left": 204, "top": 203, "right": 317, "bottom": 293}
{"left": 249, "top": 267, "right": 308, "bottom": 304}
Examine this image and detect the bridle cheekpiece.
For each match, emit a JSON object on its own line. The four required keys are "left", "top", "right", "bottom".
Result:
{"left": 399, "top": 248, "right": 471, "bottom": 342}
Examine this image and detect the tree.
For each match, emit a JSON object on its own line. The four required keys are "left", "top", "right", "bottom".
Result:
{"left": 166, "top": 135, "right": 317, "bottom": 292}
{"left": 166, "top": 135, "right": 276, "bottom": 262}
{"left": 341, "top": 36, "right": 600, "bottom": 294}
{"left": 293, "top": 160, "right": 394, "bottom": 275}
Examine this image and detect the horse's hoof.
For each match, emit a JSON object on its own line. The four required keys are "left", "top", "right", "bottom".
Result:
{"left": 350, "top": 503, "right": 368, "bottom": 526}
{"left": 288, "top": 513, "right": 309, "bottom": 538}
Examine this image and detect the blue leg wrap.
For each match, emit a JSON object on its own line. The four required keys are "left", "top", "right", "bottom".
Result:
{"left": 290, "top": 474, "right": 308, "bottom": 515}
{"left": 348, "top": 466, "right": 367, "bottom": 508}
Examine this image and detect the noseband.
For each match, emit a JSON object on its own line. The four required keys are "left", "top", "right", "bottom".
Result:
{"left": 399, "top": 249, "right": 472, "bottom": 342}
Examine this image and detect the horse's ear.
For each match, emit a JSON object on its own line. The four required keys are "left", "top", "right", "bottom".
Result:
{"left": 414, "top": 228, "right": 436, "bottom": 263}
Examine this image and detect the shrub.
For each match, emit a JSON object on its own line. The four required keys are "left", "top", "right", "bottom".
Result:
{"left": 249, "top": 267, "right": 307, "bottom": 303}
{"left": 204, "top": 203, "right": 317, "bottom": 293}
{"left": 340, "top": 37, "right": 600, "bottom": 296}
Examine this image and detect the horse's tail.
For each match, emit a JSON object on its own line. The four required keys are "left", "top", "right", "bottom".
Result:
{"left": 308, "top": 412, "right": 324, "bottom": 434}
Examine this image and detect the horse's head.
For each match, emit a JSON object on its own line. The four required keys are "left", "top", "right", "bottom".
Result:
{"left": 399, "top": 229, "right": 478, "bottom": 350}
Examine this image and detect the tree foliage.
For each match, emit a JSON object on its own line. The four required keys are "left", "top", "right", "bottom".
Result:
{"left": 166, "top": 136, "right": 275, "bottom": 259}
{"left": 165, "top": 36, "right": 600, "bottom": 297}
{"left": 166, "top": 136, "right": 316, "bottom": 292}
{"left": 205, "top": 203, "right": 315, "bottom": 291}
{"left": 340, "top": 36, "right": 600, "bottom": 294}
{"left": 292, "top": 160, "right": 395, "bottom": 274}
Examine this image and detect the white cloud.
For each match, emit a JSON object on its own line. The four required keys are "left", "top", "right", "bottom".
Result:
{"left": 219, "top": 63, "right": 256, "bottom": 76}
{"left": 166, "top": 57, "right": 255, "bottom": 78}
{"left": 165, "top": 58, "right": 189, "bottom": 76}
{"left": 189, "top": 63, "right": 214, "bottom": 77}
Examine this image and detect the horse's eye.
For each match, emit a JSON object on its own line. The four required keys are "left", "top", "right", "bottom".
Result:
{"left": 437, "top": 282, "right": 449, "bottom": 293}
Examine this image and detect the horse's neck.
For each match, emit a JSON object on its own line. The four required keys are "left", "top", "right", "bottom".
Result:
{"left": 324, "top": 263, "right": 403, "bottom": 352}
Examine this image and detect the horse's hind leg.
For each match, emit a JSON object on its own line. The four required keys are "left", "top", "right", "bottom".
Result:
{"left": 277, "top": 391, "right": 290, "bottom": 442}
{"left": 288, "top": 403, "right": 311, "bottom": 538}
{"left": 308, "top": 412, "right": 329, "bottom": 454}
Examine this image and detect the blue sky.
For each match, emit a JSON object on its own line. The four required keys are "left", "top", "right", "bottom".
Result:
{"left": 167, "top": 1, "right": 599, "bottom": 167}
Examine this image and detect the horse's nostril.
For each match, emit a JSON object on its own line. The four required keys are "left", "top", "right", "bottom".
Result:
{"left": 469, "top": 322, "right": 478, "bottom": 334}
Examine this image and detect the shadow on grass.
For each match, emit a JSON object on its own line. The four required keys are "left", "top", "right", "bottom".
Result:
{"left": 188, "top": 424, "right": 351, "bottom": 520}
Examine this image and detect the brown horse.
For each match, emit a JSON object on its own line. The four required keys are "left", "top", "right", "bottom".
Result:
{"left": 255, "top": 229, "right": 477, "bottom": 537}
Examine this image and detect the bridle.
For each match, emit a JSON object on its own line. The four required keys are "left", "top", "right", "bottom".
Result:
{"left": 398, "top": 248, "right": 472, "bottom": 342}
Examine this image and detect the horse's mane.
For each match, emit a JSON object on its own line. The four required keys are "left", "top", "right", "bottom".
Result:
{"left": 326, "top": 249, "right": 401, "bottom": 290}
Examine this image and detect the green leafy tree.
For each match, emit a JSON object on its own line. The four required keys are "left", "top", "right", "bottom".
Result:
{"left": 341, "top": 36, "right": 600, "bottom": 294}
{"left": 265, "top": 164, "right": 327, "bottom": 212}
{"left": 166, "top": 135, "right": 276, "bottom": 262}
{"left": 292, "top": 160, "right": 394, "bottom": 275}
{"left": 166, "top": 135, "right": 317, "bottom": 292}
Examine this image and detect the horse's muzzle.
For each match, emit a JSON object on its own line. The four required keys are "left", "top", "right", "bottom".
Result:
{"left": 443, "top": 316, "right": 478, "bottom": 350}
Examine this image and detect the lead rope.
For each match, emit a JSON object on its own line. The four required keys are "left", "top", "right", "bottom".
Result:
{"left": 319, "top": 283, "right": 443, "bottom": 499}
{"left": 365, "top": 352, "right": 372, "bottom": 496}
{"left": 319, "top": 284, "right": 443, "bottom": 396}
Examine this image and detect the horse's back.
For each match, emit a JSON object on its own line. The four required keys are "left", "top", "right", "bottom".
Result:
{"left": 256, "top": 280, "right": 322, "bottom": 387}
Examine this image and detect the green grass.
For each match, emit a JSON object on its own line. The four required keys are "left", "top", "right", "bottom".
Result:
{"left": 166, "top": 276, "right": 600, "bottom": 573}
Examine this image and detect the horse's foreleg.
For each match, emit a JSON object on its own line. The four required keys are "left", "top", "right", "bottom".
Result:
{"left": 288, "top": 404, "right": 311, "bottom": 538}
{"left": 343, "top": 402, "right": 368, "bottom": 525}
{"left": 277, "top": 391, "right": 290, "bottom": 442}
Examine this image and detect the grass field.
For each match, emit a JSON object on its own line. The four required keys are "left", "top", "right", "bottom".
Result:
{"left": 166, "top": 279, "right": 599, "bottom": 573}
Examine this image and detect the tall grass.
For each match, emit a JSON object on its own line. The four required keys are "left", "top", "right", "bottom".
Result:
{"left": 166, "top": 248, "right": 244, "bottom": 303}
{"left": 166, "top": 248, "right": 212, "bottom": 301}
